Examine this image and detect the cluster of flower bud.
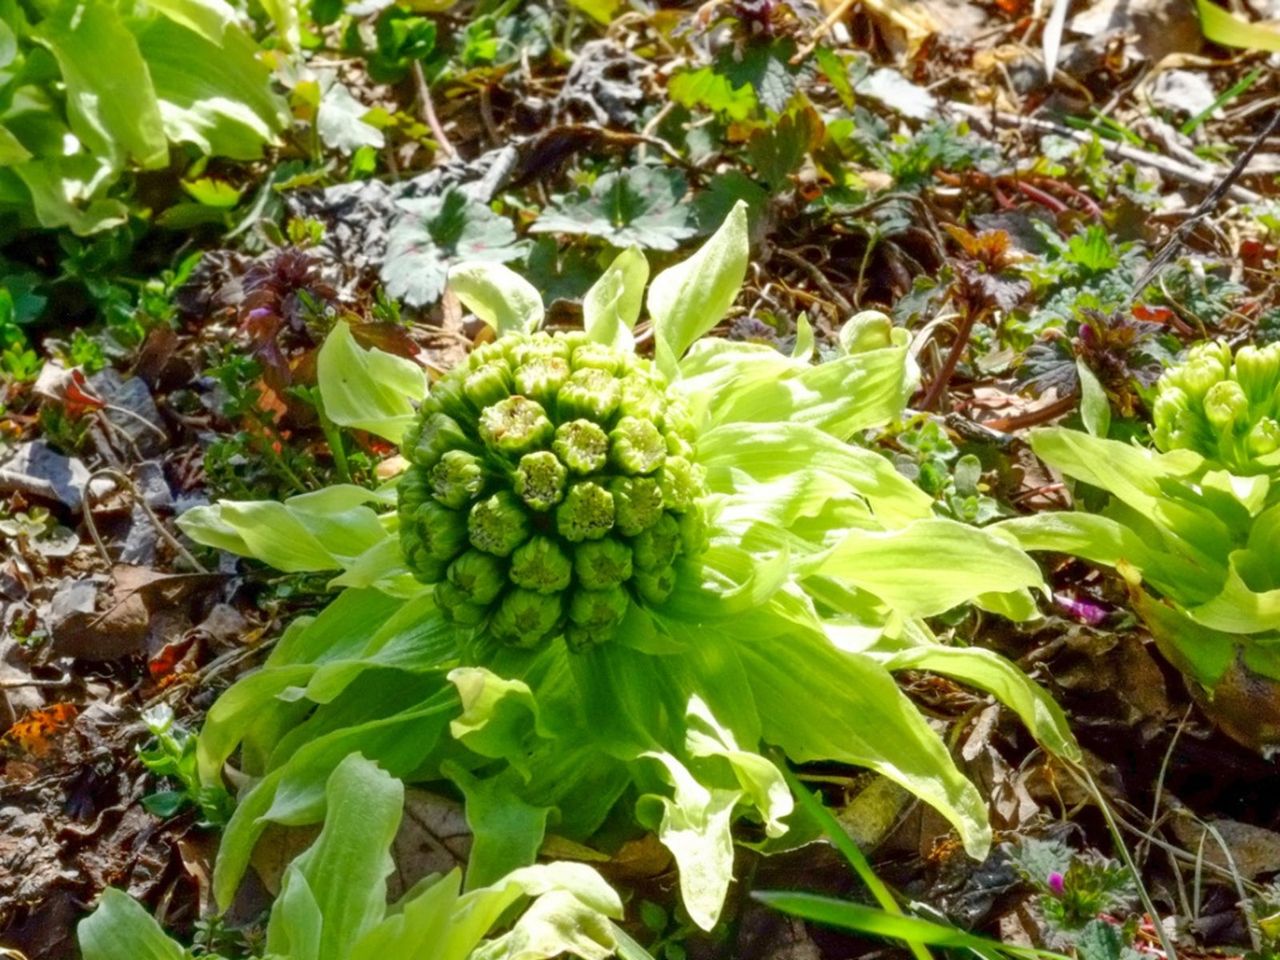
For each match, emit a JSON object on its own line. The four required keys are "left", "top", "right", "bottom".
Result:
{"left": 1151, "top": 340, "right": 1280, "bottom": 474}
{"left": 398, "top": 332, "right": 706, "bottom": 651}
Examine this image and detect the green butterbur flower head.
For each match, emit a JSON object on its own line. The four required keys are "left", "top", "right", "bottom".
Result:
{"left": 398, "top": 331, "right": 707, "bottom": 648}
{"left": 1151, "top": 340, "right": 1280, "bottom": 474}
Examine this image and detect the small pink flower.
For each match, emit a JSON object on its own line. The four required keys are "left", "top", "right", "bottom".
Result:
{"left": 1048, "top": 872, "right": 1066, "bottom": 896}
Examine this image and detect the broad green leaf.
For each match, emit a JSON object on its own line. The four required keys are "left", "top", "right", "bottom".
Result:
{"left": 135, "top": 5, "right": 286, "bottom": 159}
{"left": 350, "top": 870, "right": 462, "bottom": 960}
{"left": 447, "top": 667, "right": 545, "bottom": 774}
{"left": 1133, "top": 588, "right": 1237, "bottom": 689}
{"left": 78, "top": 888, "right": 184, "bottom": 960}
{"left": 13, "top": 157, "right": 130, "bottom": 234}
{"left": 637, "top": 750, "right": 742, "bottom": 931}
{"left": 177, "top": 485, "right": 391, "bottom": 572}
{"left": 678, "top": 338, "right": 913, "bottom": 438}
{"left": 1188, "top": 554, "right": 1280, "bottom": 634}
{"left": 684, "top": 696, "right": 792, "bottom": 837}
{"left": 583, "top": 247, "right": 647, "bottom": 351}
{"left": 698, "top": 421, "right": 933, "bottom": 528}
{"left": 448, "top": 261, "right": 545, "bottom": 335}
{"left": 267, "top": 754, "right": 404, "bottom": 960}
{"left": 1076, "top": 358, "right": 1110, "bottom": 438}
{"left": 317, "top": 320, "right": 427, "bottom": 443}
{"left": 807, "top": 518, "right": 1045, "bottom": 618}
{"left": 213, "top": 693, "right": 455, "bottom": 908}
{"left": 1195, "top": 0, "right": 1280, "bottom": 51}
{"left": 1028, "top": 428, "right": 1199, "bottom": 517}
{"left": 879, "top": 645, "right": 1079, "bottom": 759}
{"left": 446, "top": 763, "right": 554, "bottom": 892}
{"left": 647, "top": 200, "right": 748, "bottom": 374}
{"left": 737, "top": 605, "right": 992, "bottom": 858}
{"left": 443, "top": 863, "right": 620, "bottom": 960}
{"left": 38, "top": 0, "right": 167, "bottom": 167}
{"left": 471, "top": 888, "right": 619, "bottom": 960}
{"left": 0, "top": 125, "right": 31, "bottom": 164}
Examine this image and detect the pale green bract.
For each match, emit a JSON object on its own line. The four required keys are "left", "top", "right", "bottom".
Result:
{"left": 180, "top": 202, "right": 1077, "bottom": 931}
{"left": 78, "top": 755, "right": 622, "bottom": 960}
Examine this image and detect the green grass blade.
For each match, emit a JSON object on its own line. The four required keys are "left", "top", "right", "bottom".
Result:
{"left": 753, "top": 892, "right": 1070, "bottom": 960}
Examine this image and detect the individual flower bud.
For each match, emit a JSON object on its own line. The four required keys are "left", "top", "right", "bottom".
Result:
{"left": 468, "top": 491, "right": 531, "bottom": 556}
{"left": 514, "top": 356, "right": 570, "bottom": 406}
{"left": 490, "top": 589, "right": 564, "bottom": 648}
{"left": 618, "top": 376, "right": 666, "bottom": 425}
{"left": 554, "top": 419, "right": 609, "bottom": 475}
{"left": 1167, "top": 357, "right": 1225, "bottom": 402}
{"left": 1188, "top": 339, "right": 1233, "bottom": 371}
{"left": 574, "top": 537, "right": 633, "bottom": 590}
{"left": 556, "top": 368, "right": 621, "bottom": 423}
{"left": 429, "top": 450, "right": 487, "bottom": 509}
{"left": 556, "top": 481, "right": 615, "bottom": 542}
{"left": 447, "top": 549, "right": 507, "bottom": 605}
{"left": 434, "top": 580, "right": 488, "bottom": 627}
{"left": 632, "top": 513, "right": 680, "bottom": 572}
{"left": 425, "top": 378, "right": 471, "bottom": 421}
{"left": 1203, "top": 380, "right": 1249, "bottom": 435}
{"left": 407, "top": 412, "right": 471, "bottom": 468}
{"left": 513, "top": 451, "right": 568, "bottom": 511}
{"left": 610, "top": 476, "right": 664, "bottom": 536}
{"left": 400, "top": 527, "right": 447, "bottom": 584}
{"left": 479, "top": 396, "right": 554, "bottom": 457}
{"left": 509, "top": 536, "right": 573, "bottom": 594}
{"left": 572, "top": 342, "right": 625, "bottom": 374}
{"left": 464, "top": 360, "right": 514, "bottom": 410}
{"left": 568, "top": 585, "right": 630, "bottom": 634}
{"left": 633, "top": 564, "right": 677, "bottom": 605}
{"left": 408, "top": 501, "right": 469, "bottom": 563}
{"left": 658, "top": 457, "right": 701, "bottom": 512}
{"left": 1232, "top": 344, "right": 1280, "bottom": 408}
{"left": 398, "top": 467, "right": 432, "bottom": 513}
{"left": 665, "top": 432, "right": 695, "bottom": 460}
{"left": 609, "top": 417, "right": 666, "bottom": 475}
{"left": 1248, "top": 417, "right": 1280, "bottom": 457}
{"left": 510, "top": 333, "right": 571, "bottom": 366}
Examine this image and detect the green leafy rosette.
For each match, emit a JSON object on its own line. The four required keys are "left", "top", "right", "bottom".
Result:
{"left": 997, "top": 340, "right": 1280, "bottom": 749}
{"left": 181, "top": 204, "right": 1076, "bottom": 930}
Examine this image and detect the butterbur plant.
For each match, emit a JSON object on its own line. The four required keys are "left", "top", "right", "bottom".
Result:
{"left": 78, "top": 754, "right": 622, "bottom": 960}
{"left": 180, "top": 203, "right": 1076, "bottom": 930}
{"left": 998, "top": 340, "right": 1280, "bottom": 750}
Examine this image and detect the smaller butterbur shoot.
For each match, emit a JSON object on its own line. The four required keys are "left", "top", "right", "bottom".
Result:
{"left": 78, "top": 755, "right": 622, "bottom": 960}
{"left": 997, "top": 340, "right": 1280, "bottom": 751}
{"left": 1150, "top": 341, "right": 1280, "bottom": 474}
{"left": 181, "top": 202, "right": 1076, "bottom": 932}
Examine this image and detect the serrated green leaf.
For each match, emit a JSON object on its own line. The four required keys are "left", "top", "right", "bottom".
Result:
{"left": 382, "top": 187, "right": 524, "bottom": 307}
{"left": 531, "top": 167, "right": 697, "bottom": 251}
